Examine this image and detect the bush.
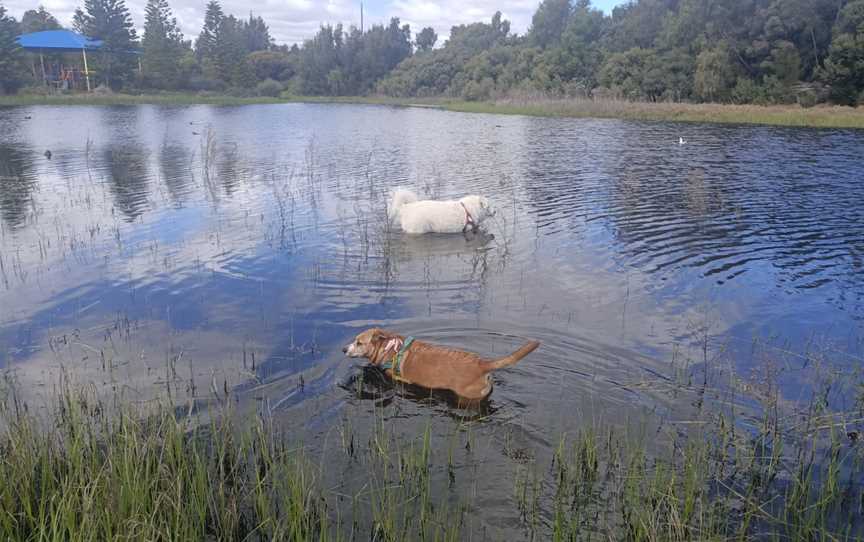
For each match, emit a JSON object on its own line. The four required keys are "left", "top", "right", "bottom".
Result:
{"left": 731, "top": 77, "right": 764, "bottom": 105}
{"left": 461, "top": 77, "right": 494, "bottom": 101}
{"left": 227, "top": 86, "right": 254, "bottom": 98}
{"left": 186, "top": 76, "right": 224, "bottom": 92}
{"left": 797, "top": 89, "right": 818, "bottom": 108}
{"left": 17, "top": 85, "right": 50, "bottom": 96}
{"left": 255, "top": 78, "right": 283, "bottom": 97}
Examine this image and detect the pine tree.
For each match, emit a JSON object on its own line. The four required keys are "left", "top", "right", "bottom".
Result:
{"left": 21, "top": 6, "right": 61, "bottom": 33}
{"left": 73, "top": 0, "right": 139, "bottom": 89}
{"left": 142, "top": 0, "right": 185, "bottom": 89}
{"left": 243, "top": 14, "right": 271, "bottom": 52}
{"left": 195, "top": 0, "right": 223, "bottom": 64}
{"left": 415, "top": 27, "right": 437, "bottom": 52}
{"left": 217, "top": 15, "right": 253, "bottom": 88}
{"left": 0, "top": 4, "right": 25, "bottom": 95}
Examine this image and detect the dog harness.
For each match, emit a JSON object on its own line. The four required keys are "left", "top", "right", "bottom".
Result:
{"left": 380, "top": 336, "right": 414, "bottom": 380}
{"left": 460, "top": 203, "right": 477, "bottom": 233}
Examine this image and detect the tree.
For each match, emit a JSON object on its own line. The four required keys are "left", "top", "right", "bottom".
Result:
{"left": 142, "top": 0, "right": 186, "bottom": 89}
{"left": 195, "top": 1, "right": 254, "bottom": 88}
{"left": 598, "top": 48, "right": 654, "bottom": 100}
{"left": 693, "top": 42, "right": 737, "bottom": 102}
{"left": 415, "top": 27, "right": 437, "bottom": 52}
{"left": 195, "top": 0, "right": 223, "bottom": 63}
{"left": 242, "top": 14, "right": 271, "bottom": 52}
{"left": 0, "top": 5, "right": 26, "bottom": 95}
{"left": 529, "top": 0, "right": 571, "bottom": 49}
{"left": 447, "top": 12, "right": 510, "bottom": 54}
{"left": 248, "top": 50, "right": 295, "bottom": 81}
{"left": 215, "top": 15, "right": 253, "bottom": 88}
{"left": 540, "top": 0, "right": 607, "bottom": 92}
{"left": 295, "top": 24, "right": 345, "bottom": 95}
{"left": 822, "top": 0, "right": 864, "bottom": 105}
{"left": 21, "top": 6, "right": 61, "bottom": 33}
{"left": 73, "top": 0, "right": 139, "bottom": 89}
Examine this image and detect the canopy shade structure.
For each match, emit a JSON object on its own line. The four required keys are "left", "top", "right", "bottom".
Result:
{"left": 16, "top": 30, "right": 103, "bottom": 53}
{"left": 16, "top": 30, "right": 107, "bottom": 92}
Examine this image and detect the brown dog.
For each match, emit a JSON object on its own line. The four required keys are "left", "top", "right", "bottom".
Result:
{"left": 343, "top": 328, "right": 540, "bottom": 400}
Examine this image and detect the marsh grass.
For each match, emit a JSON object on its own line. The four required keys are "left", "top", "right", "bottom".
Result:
{"left": 446, "top": 96, "right": 864, "bottom": 129}
{"left": 4, "top": 93, "right": 863, "bottom": 129}
{"left": 2, "top": 363, "right": 863, "bottom": 541}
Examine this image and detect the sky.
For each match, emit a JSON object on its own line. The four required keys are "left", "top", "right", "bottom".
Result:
{"left": 6, "top": 0, "right": 625, "bottom": 46}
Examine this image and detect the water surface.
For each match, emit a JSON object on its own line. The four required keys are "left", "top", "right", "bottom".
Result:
{"left": 1, "top": 103, "right": 863, "bottom": 536}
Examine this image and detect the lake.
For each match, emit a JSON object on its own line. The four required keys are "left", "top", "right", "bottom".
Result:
{"left": 1, "top": 103, "right": 863, "bottom": 536}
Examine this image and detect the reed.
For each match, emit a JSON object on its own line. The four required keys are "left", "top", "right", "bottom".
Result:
{"left": 4, "top": 93, "right": 862, "bottom": 129}
{"left": 1, "top": 364, "right": 862, "bottom": 541}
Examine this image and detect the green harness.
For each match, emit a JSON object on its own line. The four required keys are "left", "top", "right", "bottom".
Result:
{"left": 380, "top": 336, "right": 414, "bottom": 380}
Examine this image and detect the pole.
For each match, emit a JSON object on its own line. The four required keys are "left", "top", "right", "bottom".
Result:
{"left": 40, "top": 52, "right": 46, "bottom": 86}
{"left": 360, "top": 2, "right": 364, "bottom": 33}
{"left": 82, "top": 48, "right": 91, "bottom": 92}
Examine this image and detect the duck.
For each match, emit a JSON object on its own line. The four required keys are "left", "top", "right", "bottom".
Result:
{"left": 44, "top": 150, "right": 52, "bottom": 160}
{"left": 679, "top": 137, "right": 686, "bottom": 145}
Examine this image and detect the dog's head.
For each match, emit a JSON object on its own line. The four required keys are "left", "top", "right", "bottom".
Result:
{"left": 343, "top": 328, "right": 401, "bottom": 364}
{"left": 460, "top": 195, "right": 496, "bottom": 222}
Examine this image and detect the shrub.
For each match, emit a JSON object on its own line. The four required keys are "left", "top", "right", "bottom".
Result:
{"left": 797, "top": 89, "right": 818, "bottom": 108}
{"left": 731, "top": 77, "right": 764, "bottom": 105}
{"left": 187, "top": 76, "right": 224, "bottom": 92}
{"left": 227, "top": 86, "right": 254, "bottom": 98}
{"left": 255, "top": 78, "right": 283, "bottom": 97}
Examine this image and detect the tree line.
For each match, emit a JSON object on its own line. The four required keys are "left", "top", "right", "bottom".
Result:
{"left": 1, "top": 0, "right": 864, "bottom": 106}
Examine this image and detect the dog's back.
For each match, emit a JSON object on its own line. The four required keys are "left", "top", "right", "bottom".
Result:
{"left": 389, "top": 188, "right": 419, "bottom": 222}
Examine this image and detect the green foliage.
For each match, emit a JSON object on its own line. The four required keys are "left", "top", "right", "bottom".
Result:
{"left": 254, "top": 77, "right": 282, "bottom": 97}
{"left": 529, "top": 0, "right": 571, "bottom": 49}
{"left": 194, "top": 0, "right": 222, "bottom": 65}
{"left": 415, "top": 26, "right": 437, "bottom": 52}
{"left": 294, "top": 18, "right": 413, "bottom": 96}
{"left": 142, "top": 0, "right": 187, "bottom": 90}
{"left": 20, "top": 6, "right": 61, "bottom": 33}
{"left": 822, "top": 1, "right": 864, "bottom": 105}
{"left": 242, "top": 14, "right": 271, "bottom": 52}
{"left": 248, "top": 50, "right": 295, "bottom": 81}
{"left": 0, "top": 4, "right": 26, "bottom": 95}
{"left": 73, "top": 0, "right": 139, "bottom": 90}
{"left": 192, "top": 3, "right": 254, "bottom": 90}
{"left": 693, "top": 43, "right": 736, "bottom": 102}
{"left": 5, "top": 0, "right": 864, "bottom": 105}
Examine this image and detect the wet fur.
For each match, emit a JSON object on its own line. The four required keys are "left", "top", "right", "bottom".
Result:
{"left": 343, "top": 328, "right": 540, "bottom": 401}
{"left": 389, "top": 188, "right": 496, "bottom": 234}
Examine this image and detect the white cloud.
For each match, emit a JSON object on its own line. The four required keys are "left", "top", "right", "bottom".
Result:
{"left": 385, "top": 0, "right": 538, "bottom": 43}
{"left": 6, "top": 0, "right": 360, "bottom": 45}
{"left": 6, "top": 0, "right": 545, "bottom": 46}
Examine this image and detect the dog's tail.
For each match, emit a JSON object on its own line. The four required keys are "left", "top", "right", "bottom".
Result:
{"left": 484, "top": 340, "right": 540, "bottom": 371}
{"left": 389, "top": 188, "right": 418, "bottom": 221}
{"left": 387, "top": 188, "right": 420, "bottom": 222}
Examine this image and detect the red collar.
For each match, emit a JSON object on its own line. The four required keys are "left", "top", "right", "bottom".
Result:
{"left": 460, "top": 202, "right": 476, "bottom": 233}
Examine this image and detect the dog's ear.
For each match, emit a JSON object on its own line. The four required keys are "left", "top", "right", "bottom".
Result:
{"left": 370, "top": 329, "right": 389, "bottom": 344}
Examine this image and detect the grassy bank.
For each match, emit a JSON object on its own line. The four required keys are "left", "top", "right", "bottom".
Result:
{"left": 1, "top": 374, "right": 862, "bottom": 541}
{"left": 3, "top": 92, "right": 863, "bottom": 128}
{"left": 448, "top": 97, "right": 864, "bottom": 129}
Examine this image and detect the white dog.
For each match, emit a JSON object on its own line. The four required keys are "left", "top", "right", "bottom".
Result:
{"left": 389, "top": 189, "right": 496, "bottom": 234}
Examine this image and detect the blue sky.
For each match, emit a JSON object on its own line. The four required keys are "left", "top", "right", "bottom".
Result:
{"left": 6, "top": 0, "right": 626, "bottom": 45}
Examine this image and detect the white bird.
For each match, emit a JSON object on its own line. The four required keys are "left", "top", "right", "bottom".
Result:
{"left": 679, "top": 136, "right": 686, "bottom": 145}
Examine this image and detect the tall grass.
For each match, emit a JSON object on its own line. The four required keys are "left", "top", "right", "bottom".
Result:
{"left": 4, "top": 93, "right": 863, "bottom": 128}
{"left": 1, "top": 368, "right": 862, "bottom": 541}
{"left": 447, "top": 95, "right": 864, "bottom": 129}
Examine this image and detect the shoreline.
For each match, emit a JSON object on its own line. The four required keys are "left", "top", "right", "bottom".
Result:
{"left": 2, "top": 93, "right": 863, "bottom": 129}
